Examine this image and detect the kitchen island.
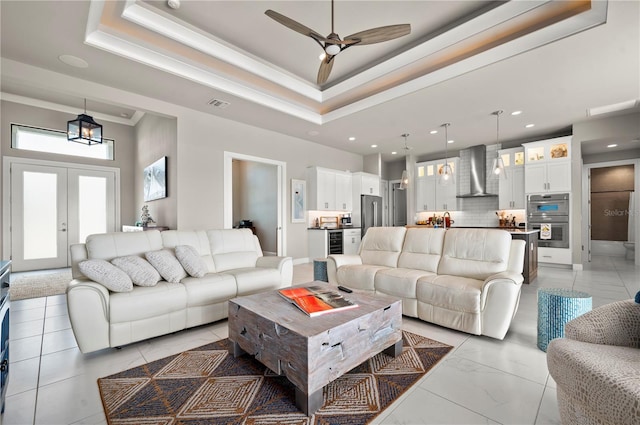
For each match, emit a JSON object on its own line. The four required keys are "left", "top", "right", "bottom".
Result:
{"left": 406, "top": 226, "right": 539, "bottom": 284}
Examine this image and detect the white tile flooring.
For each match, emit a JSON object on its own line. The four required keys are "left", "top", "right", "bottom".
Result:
{"left": 2, "top": 255, "right": 638, "bottom": 425}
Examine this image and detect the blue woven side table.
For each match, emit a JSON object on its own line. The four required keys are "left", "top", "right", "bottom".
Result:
{"left": 537, "top": 288, "right": 592, "bottom": 352}
{"left": 313, "top": 259, "right": 328, "bottom": 282}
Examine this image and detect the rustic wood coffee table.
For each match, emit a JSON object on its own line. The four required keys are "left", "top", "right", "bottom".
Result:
{"left": 228, "top": 283, "right": 402, "bottom": 415}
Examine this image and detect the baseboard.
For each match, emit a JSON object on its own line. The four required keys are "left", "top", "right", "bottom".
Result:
{"left": 293, "top": 257, "right": 310, "bottom": 265}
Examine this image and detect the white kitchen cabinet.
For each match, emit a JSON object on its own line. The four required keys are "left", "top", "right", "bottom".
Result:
{"left": 343, "top": 228, "right": 361, "bottom": 255}
{"left": 538, "top": 247, "right": 572, "bottom": 265}
{"left": 524, "top": 136, "right": 571, "bottom": 194}
{"left": 306, "top": 167, "right": 352, "bottom": 211}
{"left": 416, "top": 158, "right": 458, "bottom": 211}
{"left": 498, "top": 147, "right": 525, "bottom": 209}
{"left": 352, "top": 172, "right": 380, "bottom": 196}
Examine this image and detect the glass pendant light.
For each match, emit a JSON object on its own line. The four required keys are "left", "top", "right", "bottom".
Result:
{"left": 438, "top": 123, "right": 455, "bottom": 186}
{"left": 491, "top": 110, "right": 506, "bottom": 179}
{"left": 399, "top": 133, "right": 410, "bottom": 190}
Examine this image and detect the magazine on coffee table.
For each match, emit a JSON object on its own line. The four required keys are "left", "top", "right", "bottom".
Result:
{"left": 278, "top": 285, "right": 358, "bottom": 317}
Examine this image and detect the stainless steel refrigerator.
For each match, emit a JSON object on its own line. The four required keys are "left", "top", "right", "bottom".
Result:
{"left": 360, "top": 194, "right": 383, "bottom": 237}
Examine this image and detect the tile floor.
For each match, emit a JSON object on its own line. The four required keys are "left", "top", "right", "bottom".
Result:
{"left": 2, "top": 255, "right": 638, "bottom": 425}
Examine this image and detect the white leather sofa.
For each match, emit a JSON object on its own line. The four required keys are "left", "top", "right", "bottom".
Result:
{"left": 67, "top": 229, "right": 293, "bottom": 353}
{"left": 327, "top": 227, "right": 526, "bottom": 339}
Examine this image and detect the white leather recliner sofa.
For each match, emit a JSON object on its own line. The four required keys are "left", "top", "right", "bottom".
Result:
{"left": 67, "top": 229, "right": 293, "bottom": 353}
{"left": 327, "top": 227, "right": 526, "bottom": 339}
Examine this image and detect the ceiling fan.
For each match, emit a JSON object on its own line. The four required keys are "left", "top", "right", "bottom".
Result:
{"left": 265, "top": 0, "right": 411, "bottom": 85}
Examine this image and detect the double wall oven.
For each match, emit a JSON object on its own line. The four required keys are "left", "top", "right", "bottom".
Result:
{"left": 527, "top": 193, "right": 570, "bottom": 249}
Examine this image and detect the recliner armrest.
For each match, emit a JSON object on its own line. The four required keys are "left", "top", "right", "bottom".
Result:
{"left": 326, "top": 255, "right": 363, "bottom": 284}
{"left": 67, "top": 279, "right": 111, "bottom": 353}
{"left": 256, "top": 256, "right": 293, "bottom": 286}
{"left": 482, "top": 271, "right": 524, "bottom": 289}
{"left": 565, "top": 299, "right": 640, "bottom": 348}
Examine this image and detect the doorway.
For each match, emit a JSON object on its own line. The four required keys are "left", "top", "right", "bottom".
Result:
{"left": 3, "top": 157, "right": 119, "bottom": 271}
{"left": 223, "top": 152, "right": 286, "bottom": 256}
{"left": 389, "top": 180, "right": 407, "bottom": 226}
{"left": 582, "top": 159, "right": 638, "bottom": 264}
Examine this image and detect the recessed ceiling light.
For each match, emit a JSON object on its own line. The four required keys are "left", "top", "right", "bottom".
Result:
{"left": 511, "top": 110, "right": 522, "bottom": 116}
{"left": 447, "top": 140, "right": 454, "bottom": 144}
{"left": 307, "top": 130, "right": 319, "bottom": 136}
{"left": 120, "top": 113, "right": 129, "bottom": 118}
{"left": 391, "top": 151, "right": 397, "bottom": 155}
{"left": 348, "top": 136, "right": 356, "bottom": 141}
{"left": 430, "top": 130, "right": 438, "bottom": 134}
{"left": 525, "top": 124, "right": 535, "bottom": 128}
{"left": 371, "top": 144, "right": 377, "bottom": 148}
{"left": 58, "top": 55, "right": 88, "bottom": 68}
{"left": 607, "top": 144, "right": 618, "bottom": 148}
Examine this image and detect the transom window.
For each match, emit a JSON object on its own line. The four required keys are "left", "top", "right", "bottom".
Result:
{"left": 11, "top": 124, "right": 114, "bottom": 160}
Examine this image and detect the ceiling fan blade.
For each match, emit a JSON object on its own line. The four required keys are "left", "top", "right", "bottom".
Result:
{"left": 265, "top": 10, "right": 325, "bottom": 41}
{"left": 317, "top": 56, "right": 335, "bottom": 85}
{"left": 345, "top": 24, "right": 411, "bottom": 45}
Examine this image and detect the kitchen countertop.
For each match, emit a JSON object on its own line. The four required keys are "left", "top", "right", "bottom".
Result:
{"left": 406, "top": 225, "right": 539, "bottom": 234}
{"left": 307, "top": 226, "right": 356, "bottom": 230}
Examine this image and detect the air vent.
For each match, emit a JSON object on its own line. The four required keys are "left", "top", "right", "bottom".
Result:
{"left": 208, "top": 98, "right": 230, "bottom": 109}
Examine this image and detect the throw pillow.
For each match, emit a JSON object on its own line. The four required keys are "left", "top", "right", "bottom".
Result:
{"left": 145, "top": 249, "right": 187, "bottom": 283}
{"left": 78, "top": 259, "right": 133, "bottom": 293}
{"left": 111, "top": 256, "right": 161, "bottom": 287}
{"left": 175, "top": 245, "right": 208, "bottom": 278}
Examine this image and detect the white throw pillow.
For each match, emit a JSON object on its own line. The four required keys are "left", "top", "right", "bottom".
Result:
{"left": 78, "top": 259, "right": 133, "bottom": 293}
{"left": 111, "top": 256, "right": 161, "bottom": 287}
{"left": 145, "top": 249, "right": 187, "bottom": 283}
{"left": 175, "top": 245, "right": 207, "bottom": 278}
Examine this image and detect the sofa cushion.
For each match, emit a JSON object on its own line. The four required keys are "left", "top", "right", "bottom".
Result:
{"left": 416, "top": 274, "right": 483, "bottom": 314}
{"left": 182, "top": 274, "right": 237, "bottom": 307}
{"left": 438, "top": 229, "right": 511, "bottom": 280}
{"left": 397, "top": 228, "right": 445, "bottom": 273}
{"left": 109, "top": 282, "right": 187, "bottom": 323}
{"left": 336, "top": 265, "right": 390, "bottom": 291}
{"left": 145, "top": 249, "right": 188, "bottom": 283}
{"left": 359, "top": 227, "right": 406, "bottom": 267}
{"left": 161, "top": 230, "right": 216, "bottom": 273}
{"left": 85, "top": 231, "right": 163, "bottom": 261}
{"left": 175, "top": 245, "right": 208, "bottom": 278}
{"left": 78, "top": 260, "right": 133, "bottom": 293}
{"left": 207, "top": 229, "right": 260, "bottom": 272}
{"left": 111, "top": 255, "right": 161, "bottom": 287}
{"left": 375, "top": 268, "right": 437, "bottom": 299}
{"left": 223, "top": 267, "right": 282, "bottom": 296}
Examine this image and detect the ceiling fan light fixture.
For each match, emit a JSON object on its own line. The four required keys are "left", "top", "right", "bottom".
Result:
{"left": 325, "top": 43, "right": 341, "bottom": 56}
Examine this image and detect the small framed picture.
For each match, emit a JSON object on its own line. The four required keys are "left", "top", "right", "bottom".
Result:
{"left": 291, "top": 179, "right": 306, "bottom": 223}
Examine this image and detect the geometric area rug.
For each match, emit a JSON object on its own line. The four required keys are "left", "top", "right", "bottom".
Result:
{"left": 98, "top": 331, "right": 452, "bottom": 425}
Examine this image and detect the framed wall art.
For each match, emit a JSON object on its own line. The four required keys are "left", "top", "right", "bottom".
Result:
{"left": 143, "top": 156, "right": 167, "bottom": 201}
{"left": 291, "top": 179, "right": 306, "bottom": 223}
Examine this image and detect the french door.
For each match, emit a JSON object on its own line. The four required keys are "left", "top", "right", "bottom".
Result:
{"left": 8, "top": 160, "right": 118, "bottom": 271}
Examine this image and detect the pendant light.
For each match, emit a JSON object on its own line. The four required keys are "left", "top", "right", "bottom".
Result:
{"left": 438, "top": 123, "right": 455, "bottom": 186}
{"left": 491, "top": 110, "right": 506, "bottom": 179}
{"left": 67, "top": 99, "right": 103, "bottom": 145}
{"left": 399, "top": 133, "right": 410, "bottom": 190}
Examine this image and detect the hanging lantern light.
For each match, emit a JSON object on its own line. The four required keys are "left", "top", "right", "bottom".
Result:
{"left": 67, "top": 99, "right": 103, "bottom": 145}
{"left": 399, "top": 133, "right": 410, "bottom": 190}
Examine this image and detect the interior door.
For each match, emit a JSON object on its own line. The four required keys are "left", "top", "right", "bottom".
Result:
{"left": 10, "top": 163, "right": 68, "bottom": 271}
{"left": 392, "top": 182, "right": 407, "bottom": 226}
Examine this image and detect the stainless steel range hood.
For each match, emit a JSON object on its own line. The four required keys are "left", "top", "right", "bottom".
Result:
{"left": 457, "top": 144, "right": 498, "bottom": 198}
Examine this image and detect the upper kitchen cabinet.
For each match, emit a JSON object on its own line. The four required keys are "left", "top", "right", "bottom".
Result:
{"left": 307, "top": 167, "right": 352, "bottom": 211}
{"left": 524, "top": 136, "right": 571, "bottom": 194}
{"left": 416, "top": 158, "right": 459, "bottom": 211}
{"left": 498, "top": 147, "right": 525, "bottom": 209}
{"left": 352, "top": 172, "right": 380, "bottom": 196}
